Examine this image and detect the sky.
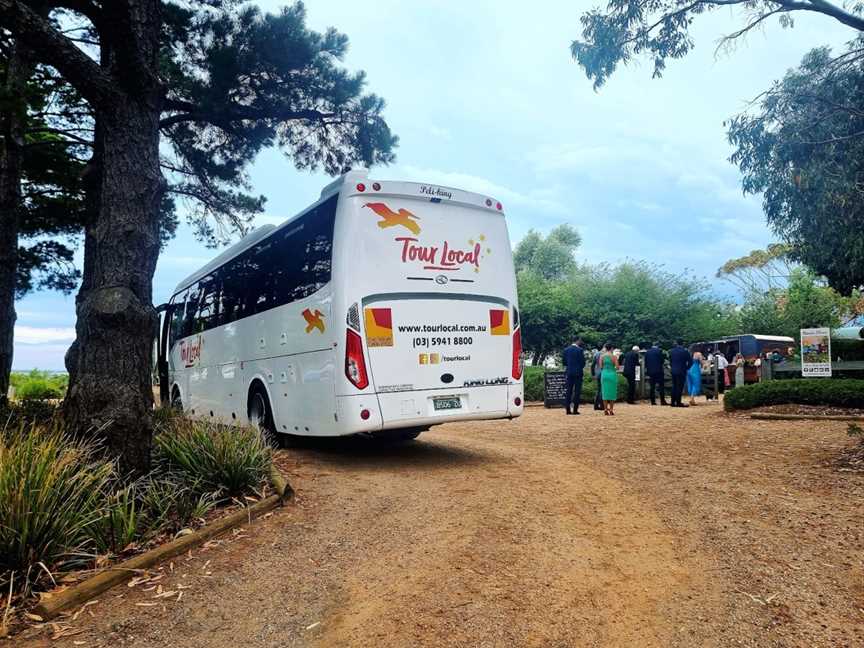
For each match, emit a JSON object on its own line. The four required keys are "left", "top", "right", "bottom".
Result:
{"left": 13, "top": 1, "right": 856, "bottom": 370}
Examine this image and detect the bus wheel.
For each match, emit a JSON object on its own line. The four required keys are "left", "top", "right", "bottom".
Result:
{"left": 248, "top": 383, "right": 277, "bottom": 439}
{"left": 171, "top": 387, "right": 183, "bottom": 412}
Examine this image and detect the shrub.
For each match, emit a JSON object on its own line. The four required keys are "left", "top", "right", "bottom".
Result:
{"left": 523, "top": 366, "right": 629, "bottom": 403}
{"left": 581, "top": 373, "right": 628, "bottom": 403}
{"left": 154, "top": 420, "right": 271, "bottom": 497}
{"left": 9, "top": 370, "right": 68, "bottom": 401}
{"left": 0, "top": 399, "right": 59, "bottom": 427}
{"left": 524, "top": 366, "right": 544, "bottom": 401}
{"left": 0, "top": 425, "right": 114, "bottom": 592}
{"left": 724, "top": 379, "right": 864, "bottom": 411}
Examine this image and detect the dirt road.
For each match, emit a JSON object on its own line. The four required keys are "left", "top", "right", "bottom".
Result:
{"left": 18, "top": 402, "right": 864, "bottom": 647}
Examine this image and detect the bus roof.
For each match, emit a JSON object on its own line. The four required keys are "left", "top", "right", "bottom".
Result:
{"left": 171, "top": 169, "right": 507, "bottom": 296}
{"left": 698, "top": 334, "right": 795, "bottom": 344}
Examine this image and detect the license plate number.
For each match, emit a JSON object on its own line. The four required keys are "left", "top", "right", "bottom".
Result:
{"left": 433, "top": 397, "right": 462, "bottom": 411}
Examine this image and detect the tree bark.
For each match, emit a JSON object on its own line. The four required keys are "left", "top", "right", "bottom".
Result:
{"left": 62, "top": 1, "right": 164, "bottom": 474}
{"left": 0, "top": 41, "right": 31, "bottom": 406}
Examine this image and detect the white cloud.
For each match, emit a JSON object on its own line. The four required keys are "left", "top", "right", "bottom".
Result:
{"left": 428, "top": 126, "right": 452, "bottom": 141}
{"left": 393, "top": 164, "right": 568, "bottom": 214}
{"left": 14, "top": 326, "right": 76, "bottom": 345}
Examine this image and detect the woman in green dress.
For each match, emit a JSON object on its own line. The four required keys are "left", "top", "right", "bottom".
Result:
{"left": 599, "top": 342, "right": 619, "bottom": 416}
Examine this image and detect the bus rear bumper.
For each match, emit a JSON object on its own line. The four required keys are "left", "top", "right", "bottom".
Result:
{"left": 336, "top": 384, "right": 523, "bottom": 434}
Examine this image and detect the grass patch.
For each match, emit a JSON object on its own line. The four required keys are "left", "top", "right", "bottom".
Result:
{"left": 724, "top": 379, "right": 864, "bottom": 411}
{"left": 0, "top": 425, "right": 113, "bottom": 594}
{"left": 1, "top": 417, "right": 271, "bottom": 601}
{"left": 154, "top": 420, "right": 271, "bottom": 498}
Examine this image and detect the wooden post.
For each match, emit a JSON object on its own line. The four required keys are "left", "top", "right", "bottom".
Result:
{"left": 639, "top": 354, "right": 646, "bottom": 400}
{"left": 713, "top": 362, "right": 719, "bottom": 400}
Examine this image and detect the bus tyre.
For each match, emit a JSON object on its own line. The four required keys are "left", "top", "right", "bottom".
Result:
{"left": 248, "top": 384, "right": 277, "bottom": 441}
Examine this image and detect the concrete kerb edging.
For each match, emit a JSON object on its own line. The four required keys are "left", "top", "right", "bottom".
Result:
{"left": 750, "top": 412, "right": 864, "bottom": 422}
{"left": 33, "top": 464, "right": 293, "bottom": 621}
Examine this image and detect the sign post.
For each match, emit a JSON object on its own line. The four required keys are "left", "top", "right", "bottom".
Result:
{"left": 543, "top": 371, "right": 567, "bottom": 408}
{"left": 800, "top": 327, "right": 832, "bottom": 378}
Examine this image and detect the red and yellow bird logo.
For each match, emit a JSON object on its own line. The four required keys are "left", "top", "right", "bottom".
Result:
{"left": 302, "top": 308, "right": 325, "bottom": 334}
{"left": 363, "top": 202, "right": 421, "bottom": 236}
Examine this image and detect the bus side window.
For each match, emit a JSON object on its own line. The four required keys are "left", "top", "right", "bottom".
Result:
{"left": 245, "top": 240, "right": 276, "bottom": 316}
{"left": 169, "top": 290, "right": 188, "bottom": 347}
{"left": 183, "top": 283, "right": 201, "bottom": 338}
{"left": 273, "top": 195, "right": 336, "bottom": 305}
{"left": 195, "top": 274, "right": 219, "bottom": 332}
{"left": 219, "top": 258, "right": 243, "bottom": 326}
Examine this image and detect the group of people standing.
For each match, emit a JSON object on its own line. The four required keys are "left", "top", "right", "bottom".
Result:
{"left": 560, "top": 339, "right": 748, "bottom": 415}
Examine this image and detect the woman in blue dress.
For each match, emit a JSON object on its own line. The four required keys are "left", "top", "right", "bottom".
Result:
{"left": 599, "top": 342, "right": 619, "bottom": 416}
{"left": 687, "top": 351, "right": 703, "bottom": 405}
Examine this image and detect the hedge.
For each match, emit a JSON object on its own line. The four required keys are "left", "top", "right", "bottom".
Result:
{"left": 523, "top": 365, "right": 628, "bottom": 403}
{"left": 723, "top": 379, "right": 864, "bottom": 411}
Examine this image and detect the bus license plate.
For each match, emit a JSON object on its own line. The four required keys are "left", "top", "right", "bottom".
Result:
{"left": 433, "top": 397, "right": 462, "bottom": 411}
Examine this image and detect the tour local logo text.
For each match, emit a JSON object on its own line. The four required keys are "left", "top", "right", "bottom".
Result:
{"left": 364, "top": 202, "right": 489, "bottom": 274}
{"left": 180, "top": 336, "right": 202, "bottom": 368}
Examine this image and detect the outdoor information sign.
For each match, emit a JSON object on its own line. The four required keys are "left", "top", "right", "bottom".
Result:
{"left": 544, "top": 371, "right": 567, "bottom": 408}
{"left": 800, "top": 327, "right": 832, "bottom": 377}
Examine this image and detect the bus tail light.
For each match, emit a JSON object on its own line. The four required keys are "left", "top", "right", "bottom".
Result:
{"left": 512, "top": 328, "right": 523, "bottom": 380}
{"left": 345, "top": 329, "right": 369, "bottom": 389}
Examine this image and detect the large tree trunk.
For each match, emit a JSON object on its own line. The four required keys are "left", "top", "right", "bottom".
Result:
{"left": 63, "top": 1, "right": 163, "bottom": 473}
{"left": 0, "top": 42, "right": 29, "bottom": 406}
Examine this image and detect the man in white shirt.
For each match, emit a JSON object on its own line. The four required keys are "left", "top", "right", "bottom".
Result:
{"left": 715, "top": 351, "right": 729, "bottom": 394}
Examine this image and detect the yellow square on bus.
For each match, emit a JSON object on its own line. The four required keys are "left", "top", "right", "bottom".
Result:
{"left": 365, "top": 307, "right": 394, "bottom": 347}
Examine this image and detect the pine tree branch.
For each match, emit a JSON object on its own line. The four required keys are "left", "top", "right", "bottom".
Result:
{"left": 159, "top": 100, "right": 336, "bottom": 129}
{"left": 0, "top": 0, "right": 116, "bottom": 107}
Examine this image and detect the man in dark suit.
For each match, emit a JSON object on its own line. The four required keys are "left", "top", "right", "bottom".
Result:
{"left": 562, "top": 338, "right": 586, "bottom": 415}
{"left": 621, "top": 345, "right": 640, "bottom": 404}
{"left": 669, "top": 340, "right": 692, "bottom": 407}
{"left": 644, "top": 342, "right": 667, "bottom": 405}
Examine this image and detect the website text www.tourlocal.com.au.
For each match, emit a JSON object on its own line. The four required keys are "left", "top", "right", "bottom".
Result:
{"left": 397, "top": 322, "right": 487, "bottom": 349}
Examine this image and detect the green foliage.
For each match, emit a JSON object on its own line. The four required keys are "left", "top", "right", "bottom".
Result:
{"left": 848, "top": 423, "right": 864, "bottom": 444}
{"left": 716, "top": 243, "right": 794, "bottom": 293}
{"left": 728, "top": 44, "right": 864, "bottom": 294}
{"left": 724, "top": 379, "right": 864, "bottom": 411}
{"left": 0, "top": 425, "right": 114, "bottom": 592}
{"left": 9, "top": 369, "right": 68, "bottom": 401}
{"left": 97, "top": 483, "right": 143, "bottom": 555}
{"left": 517, "top": 271, "right": 581, "bottom": 364}
{"left": 514, "top": 225, "right": 581, "bottom": 281}
{"left": 518, "top": 254, "right": 738, "bottom": 364}
{"left": 571, "top": 1, "right": 863, "bottom": 90}
{"left": 524, "top": 365, "right": 545, "bottom": 401}
{"left": 160, "top": 1, "right": 398, "bottom": 246}
{"left": 153, "top": 420, "right": 271, "bottom": 497}
{"left": 738, "top": 269, "right": 860, "bottom": 340}
{"left": 137, "top": 475, "right": 216, "bottom": 537}
{"left": 572, "top": 262, "right": 738, "bottom": 349}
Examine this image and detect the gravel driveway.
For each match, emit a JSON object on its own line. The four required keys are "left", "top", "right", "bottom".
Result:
{"left": 17, "top": 401, "right": 864, "bottom": 647}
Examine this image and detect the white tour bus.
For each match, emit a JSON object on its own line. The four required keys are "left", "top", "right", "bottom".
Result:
{"left": 156, "top": 169, "right": 523, "bottom": 441}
